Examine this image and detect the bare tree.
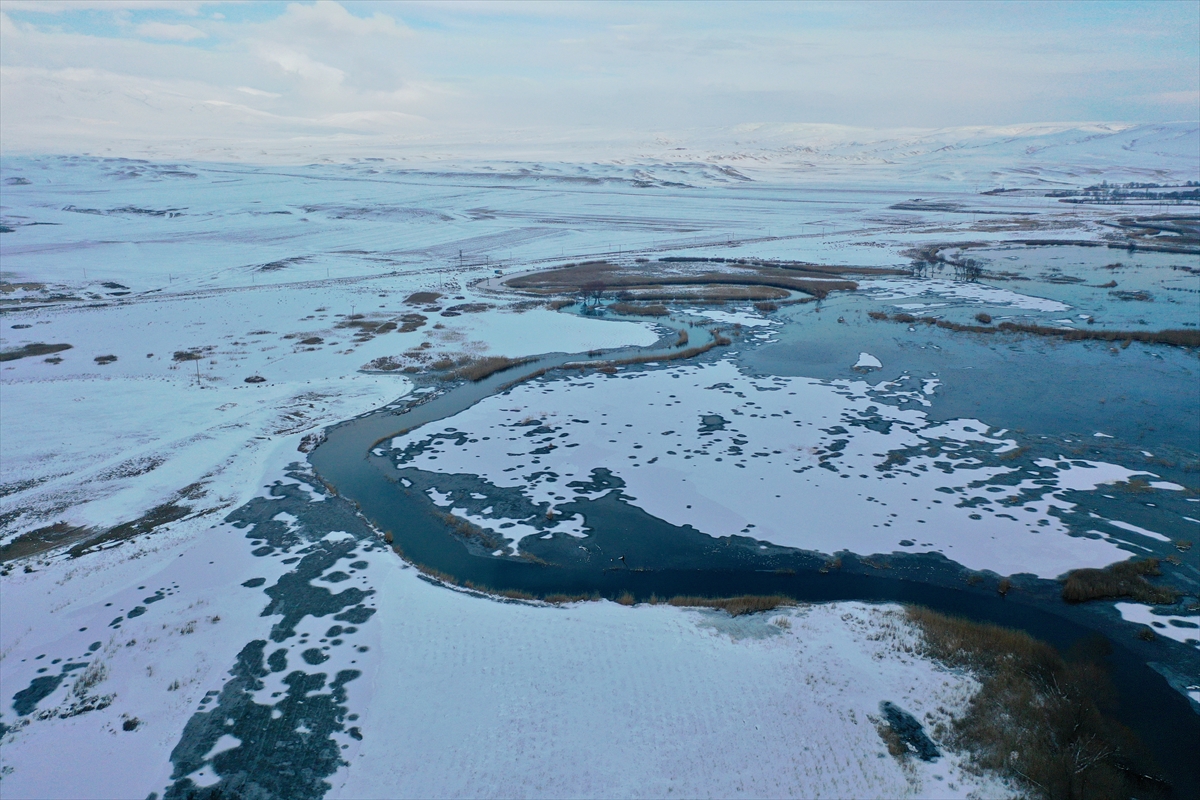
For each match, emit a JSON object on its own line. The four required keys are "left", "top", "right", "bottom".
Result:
{"left": 581, "top": 281, "right": 607, "bottom": 307}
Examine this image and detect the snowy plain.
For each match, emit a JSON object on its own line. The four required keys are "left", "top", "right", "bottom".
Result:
{"left": 2, "top": 123, "right": 1198, "bottom": 799}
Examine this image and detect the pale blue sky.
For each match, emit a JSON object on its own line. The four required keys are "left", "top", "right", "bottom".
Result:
{"left": 1, "top": 1, "right": 1196, "bottom": 153}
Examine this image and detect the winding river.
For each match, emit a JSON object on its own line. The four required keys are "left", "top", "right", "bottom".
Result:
{"left": 309, "top": 312, "right": 1200, "bottom": 796}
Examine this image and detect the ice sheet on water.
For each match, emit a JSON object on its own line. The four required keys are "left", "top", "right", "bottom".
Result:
{"left": 858, "top": 278, "right": 1071, "bottom": 312}
{"left": 1115, "top": 603, "right": 1200, "bottom": 648}
{"left": 386, "top": 359, "right": 1133, "bottom": 576}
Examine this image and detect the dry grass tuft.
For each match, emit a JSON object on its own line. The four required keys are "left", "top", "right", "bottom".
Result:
{"left": 608, "top": 302, "right": 669, "bottom": 317}
{"left": 445, "top": 355, "right": 533, "bottom": 382}
{"left": 1061, "top": 558, "right": 1179, "bottom": 605}
{"left": 666, "top": 594, "right": 793, "bottom": 616}
{"left": 996, "top": 321, "right": 1200, "bottom": 348}
{"left": 544, "top": 592, "right": 600, "bottom": 605}
{"left": 430, "top": 509, "right": 506, "bottom": 551}
{"left": 868, "top": 310, "right": 1199, "bottom": 347}
{"left": 908, "top": 606, "right": 1164, "bottom": 799}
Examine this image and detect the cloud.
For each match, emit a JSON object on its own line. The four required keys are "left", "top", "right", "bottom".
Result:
{"left": 0, "top": 0, "right": 1196, "bottom": 159}
{"left": 236, "top": 85, "right": 281, "bottom": 98}
{"left": 135, "top": 21, "right": 206, "bottom": 41}
{"left": 1142, "top": 90, "right": 1200, "bottom": 107}
{"left": 275, "top": 0, "right": 410, "bottom": 38}
{"left": 251, "top": 42, "right": 346, "bottom": 88}
{"left": 3, "top": 1, "right": 210, "bottom": 11}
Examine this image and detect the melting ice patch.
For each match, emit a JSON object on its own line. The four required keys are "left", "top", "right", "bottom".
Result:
{"left": 387, "top": 360, "right": 1136, "bottom": 577}
{"left": 857, "top": 278, "right": 1071, "bottom": 312}
{"left": 685, "top": 307, "right": 777, "bottom": 327}
{"left": 1115, "top": 604, "right": 1200, "bottom": 648}
{"left": 854, "top": 352, "right": 883, "bottom": 370}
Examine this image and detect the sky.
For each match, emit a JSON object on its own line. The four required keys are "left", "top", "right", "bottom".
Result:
{"left": 0, "top": 1, "right": 1197, "bottom": 157}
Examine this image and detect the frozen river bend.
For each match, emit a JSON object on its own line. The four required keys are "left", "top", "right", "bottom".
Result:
{"left": 2, "top": 128, "right": 1199, "bottom": 799}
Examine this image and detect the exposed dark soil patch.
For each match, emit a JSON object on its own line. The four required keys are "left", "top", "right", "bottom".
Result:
{"left": 67, "top": 502, "right": 193, "bottom": 558}
{"left": 0, "top": 521, "right": 93, "bottom": 563}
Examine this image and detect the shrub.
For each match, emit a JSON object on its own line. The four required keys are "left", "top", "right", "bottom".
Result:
{"left": 908, "top": 606, "right": 1163, "bottom": 799}
{"left": 975, "top": 312, "right": 993, "bottom": 324}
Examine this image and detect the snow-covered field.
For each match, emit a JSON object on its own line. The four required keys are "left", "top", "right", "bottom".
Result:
{"left": 2, "top": 125, "right": 1197, "bottom": 798}
{"left": 0, "top": 459, "right": 1011, "bottom": 798}
{"left": 0, "top": 286, "right": 655, "bottom": 542}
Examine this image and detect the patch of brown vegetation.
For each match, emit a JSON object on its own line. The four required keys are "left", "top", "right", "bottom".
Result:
{"left": 544, "top": 592, "right": 601, "bottom": 605}
{"left": 0, "top": 521, "right": 93, "bottom": 563}
{"left": 405, "top": 291, "right": 442, "bottom": 305}
{"left": 1061, "top": 558, "right": 1179, "bottom": 605}
{"left": 443, "top": 303, "right": 492, "bottom": 315}
{"left": 430, "top": 509, "right": 506, "bottom": 551}
{"left": 608, "top": 302, "right": 669, "bottom": 317}
{"left": 869, "top": 311, "right": 1200, "bottom": 347}
{"left": 908, "top": 606, "right": 1165, "bottom": 800}
{"left": 446, "top": 355, "right": 534, "bottom": 382}
{"left": 624, "top": 285, "right": 789, "bottom": 303}
{"left": 505, "top": 259, "right": 856, "bottom": 300}
{"left": 0, "top": 343, "right": 72, "bottom": 362}
{"left": 665, "top": 594, "right": 793, "bottom": 616}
